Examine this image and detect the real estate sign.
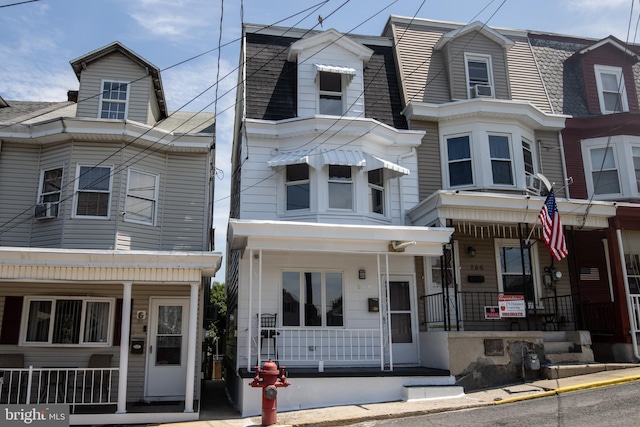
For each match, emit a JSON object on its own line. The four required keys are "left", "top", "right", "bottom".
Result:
{"left": 498, "top": 294, "right": 526, "bottom": 318}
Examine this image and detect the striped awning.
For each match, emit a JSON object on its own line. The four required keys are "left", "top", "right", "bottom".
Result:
{"left": 364, "top": 153, "right": 410, "bottom": 178}
{"left": 267, "top": 151, "right": 312, "bottom": 167}
{"left": 315, "top": 64, "right": 357, "bottom": 76}
{"left": 321, "top": 150, "right": 366, "bottom": 167}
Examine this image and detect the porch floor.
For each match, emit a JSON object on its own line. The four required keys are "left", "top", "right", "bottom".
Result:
{"left": 238, "top": 365, "right": 450, "bottom": 379}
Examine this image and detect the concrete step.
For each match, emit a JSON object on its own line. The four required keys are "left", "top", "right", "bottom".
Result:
{"left": 541, "top": 362, "right": 639, "bottom": 379}
{"left": 545, "top": 351, "right": 594, "bottom": 364}
{"left": 543, "top": 331, "right": 568, "bottom": 342}
{"left": 402, "top": 385, "right": 465, "bottom": 402}
{"left": 544, "top": 341, "right": 575, "bottom": 354}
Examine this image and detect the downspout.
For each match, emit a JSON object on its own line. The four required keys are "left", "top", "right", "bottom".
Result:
{"left": 246, "top": 249, "right": 254, "bottom": 371}
{"left": 397, "top": 148, "right": 415, "bottom": 222}
{"left": 377, "top": 254, "right": 384, "bottom": 371}
{"left": 615, "top": 229, "right": 640, "bottom": 361}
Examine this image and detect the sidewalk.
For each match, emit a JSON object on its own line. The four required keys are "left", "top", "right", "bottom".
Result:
{"left": 164, "top": 364, "right": 640, "bottom": 427}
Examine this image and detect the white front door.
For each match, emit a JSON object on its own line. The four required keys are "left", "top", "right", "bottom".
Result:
{"left": 389, "top": 279, "right": 419, "bottom": 365}
{"left": 145, "top": 297, "right": 189, "bottom": 400}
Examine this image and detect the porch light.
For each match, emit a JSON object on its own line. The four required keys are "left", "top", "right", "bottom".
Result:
{"left": 359, "top": 268, "right": 366, "bottom": 280}
{"left": 467, "top": 246, "right": 476, "bottom": 257}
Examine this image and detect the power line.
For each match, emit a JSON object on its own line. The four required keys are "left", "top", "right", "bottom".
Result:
{"left": 0, "top": 0, "right": 40, "bottom": 8}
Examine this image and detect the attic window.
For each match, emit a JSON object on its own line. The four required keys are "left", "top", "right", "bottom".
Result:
{"left": 594, "top": 65, "right": 628, "bottom": 114}
{"left": 319, "top": 72, "right": 344, "bottom": 115}
{"left": 100, "top": 80, "right": 129, "bottom": 119}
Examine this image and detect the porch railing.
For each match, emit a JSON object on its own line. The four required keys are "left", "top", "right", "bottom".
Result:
{"left": 0, "top": 366, "right": 118, "bottom": 407}
{"left": 630, "top": 294, "right": 640, "bottom": 332}
{"left": 423, "top": 291, "right": 576, "bottom": 331}
{"left": 257, "top": 327, "right": 381, "bottom": 364}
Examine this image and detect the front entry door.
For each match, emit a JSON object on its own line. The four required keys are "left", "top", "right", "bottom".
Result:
{"left": 389, "top": 280, "right": 418, "bottom": 365}
{"left": 145, "top": 298, "right": 189, "bottom": 400}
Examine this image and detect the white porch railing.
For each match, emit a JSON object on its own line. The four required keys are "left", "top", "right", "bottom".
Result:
{"left": 631, "top": 294, "right": 640, "bottom": 332}
{"left": 0, "top": 366, "right": 118, "bottom": 407}
{"left": 257, "top": 327, "right": 382, "bottom": 364}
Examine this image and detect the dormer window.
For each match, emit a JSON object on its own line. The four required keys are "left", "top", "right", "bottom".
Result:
{"left": 319, "top": 72, "right": 343, "bottom": 115}
{"left": 594, "top": 65, "right": 628, "bottom": 114}
{"left": 100, "top": 80, "right": 129, "bottom": 119}
{"left": 465, "top": 54, "right": 493, "bottom": 98}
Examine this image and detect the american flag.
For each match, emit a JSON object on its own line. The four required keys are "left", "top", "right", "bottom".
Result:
{"left": 538, "top": 189, "right": 568, "bottom": 261}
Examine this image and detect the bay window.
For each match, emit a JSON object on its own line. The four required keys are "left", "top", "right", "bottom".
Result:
{"left": 446, "top": 135, "right": 473, "bottom": 187}
{"left": 125, "top": 169, "right": 159, "bottom": 225}
{"left": 75, "top": 165, "right": 112, "bottom": 217}
{"left": 489, "top": 134, "right": 513, "bottom": 185}
{"left": 328, "top": 165, "right": 353, "bottom": 210}
{"left": 590, "top": 147, "right": 620, "bottom": 195}
{"left": 368, "top": 168, "right": 384, "bottom": 215}
{"left": 286, "top": 164, "right": 310, "bottom": 210}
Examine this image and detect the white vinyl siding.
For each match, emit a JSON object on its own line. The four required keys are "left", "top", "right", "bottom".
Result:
{"left": 76, "top": 52, "right": 153, "bottom": 124}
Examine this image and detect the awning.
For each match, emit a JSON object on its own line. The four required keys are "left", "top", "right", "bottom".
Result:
{"left": 267, "top": 151, "right": 312, "bottom": 167}
{"left": 315, "top": 64, "right": 357, "bottom": 76}
{"left": 321, "top": 150, "right": 366, "bottom": 167}
{"left": 364, "top": 153, "right": 410, "bottom": 178}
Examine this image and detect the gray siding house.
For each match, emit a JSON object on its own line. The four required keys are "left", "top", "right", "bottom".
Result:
{"left": 0, "top": 42, "right": 221, "bottom": 425}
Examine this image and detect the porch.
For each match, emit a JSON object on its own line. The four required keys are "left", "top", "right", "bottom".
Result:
{"left": 423, "top": 291, "right": 578, "bottom": 332}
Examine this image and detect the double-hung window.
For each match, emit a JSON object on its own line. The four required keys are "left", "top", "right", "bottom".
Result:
{"left": 282, "top": 271, "right": 343, "bottom": 327}
{"left": 590, "top": 147, "right": 620, "bottom": 195}
{"left": 594, "top": 65, "right": 628, "bottom": 114}
{"left": 22, "top": 297, "right": 113, "bottom": 346}
{"left": 446, "top": 135, "right": 473, "bottom": 187}
{"left": 368, "top": 169, "right": 384, "bottom": 215}
{"left": 328, "top": 165, "right": 352, "bottom": 210}
{"left": 37, "top": 167, "right": 63, "bottom": 218}
{"left": 465, "top": 54, "right": 493, "bottom": 98}
{"left": 318, "top": 72, "right": 343, "bottom": 115}
{"left": 634, "top": 146, "right": 640, "bottom": 193}
{"left": 100, "top": 80, "right": 129, "bottom": 119}
{"left": 286, "top": 164, "right": 310, "bottom": 211}
{"left": 75, "top": 165, "right": 112, "bottom": 217}
{"left": 125, "top": 169, "right": 159, "bottom": 225}
{"left": 489, "top": 134, "right": 513, "bottom": 185}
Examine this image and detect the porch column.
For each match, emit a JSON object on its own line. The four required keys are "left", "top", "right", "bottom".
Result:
{"left": 184, "top": 282, "right": 199, "bottom": 413}
{"left": 116, "top": 282, "right": 132, "bottom": 414}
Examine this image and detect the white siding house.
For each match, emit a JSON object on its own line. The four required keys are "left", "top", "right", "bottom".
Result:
{"left": 225, "top": 25, "right": 455, "bottom": 416}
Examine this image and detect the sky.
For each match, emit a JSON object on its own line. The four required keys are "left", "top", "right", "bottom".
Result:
{"left": 1, "top": 0, "right": 638, "bottom": 282}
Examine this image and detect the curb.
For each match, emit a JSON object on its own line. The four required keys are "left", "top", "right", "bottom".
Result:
{"left": 494, "top": 374, "right": 640, "bottom": 405}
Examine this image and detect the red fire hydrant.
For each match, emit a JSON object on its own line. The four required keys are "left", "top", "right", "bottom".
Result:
{"left": 249, "top": 359, "right": 290, "bottom": 426}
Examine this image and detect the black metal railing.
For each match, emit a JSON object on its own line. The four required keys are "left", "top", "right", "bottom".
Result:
{"left": 423, "top": 291, "right": 577, "bottom": 331}
{"left": 580, "top": 301, "right": 617, "bottom": 336}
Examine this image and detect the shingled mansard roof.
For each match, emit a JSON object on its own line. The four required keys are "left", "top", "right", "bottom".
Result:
{"left": 244, "top": 25, "right": 408, "bottom": 130}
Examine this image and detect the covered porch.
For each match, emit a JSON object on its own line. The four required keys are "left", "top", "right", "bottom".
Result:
{"left": 408, "top": 190, "right": 617, "bottom": 334}
{"left": 0, "top": 247, "right": 222, "bottom": 426}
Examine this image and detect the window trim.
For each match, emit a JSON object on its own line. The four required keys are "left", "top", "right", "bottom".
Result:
{"left": 445, "top": 133, "right": 474, "bottom": 188}
{"left": 594, "top": 65, "right": 628, "bottom": 114}
{"left": 285, "top": 163, "right": 311, "bottom": 211}
{"left": 99, "top": 80, "right": 130, "bottom": 120}
{"left": 488, "top": 133, "right": 515, "bottom": 187}
{"left": 124, "top": 168, "right": 159, "bottom": 226}
{"left": 20, "top": 296, "right": 115, "bottom": 347}
{"left": 494, "top": 238, "right": 542, "bottom": 306}
{"left": 327, "top": 164, "right": 353, "bottom": 211}
{"left": 318, "top": 71, "right": 344, "bottom": 115}
{"left": 281, "top": 270, "right": 345, "bottom": 328}
{"left": 464, "top": 53, "right": 494, "bottom": 99}
{"left": 37, "top": 166, "right": 64, "bottom": 218}
{"left": 73, "top": 164, "right": 113, "bottom": 219}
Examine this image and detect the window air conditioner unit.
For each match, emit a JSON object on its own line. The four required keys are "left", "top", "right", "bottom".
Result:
{"left": 34, "top": 202, "right": 58, "bottom": 220}
{"left": 473, "top": 84, "right": 493, "bottom": 98}
{"left": 525, "top": 173, "right": 542, "bottom": 195}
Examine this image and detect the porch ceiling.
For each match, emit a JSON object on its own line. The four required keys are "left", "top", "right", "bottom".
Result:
{"left": 228, "top": 219, "right": 454, "bottom": 256}
{"left": 0, "top": 247, "right": 222, "bottom": 283}
{"left": 408, "top": 190, "right": 616, "bottom": 230}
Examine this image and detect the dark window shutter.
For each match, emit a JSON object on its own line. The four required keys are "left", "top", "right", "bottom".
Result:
{"left": 113, "top": 298, "right": 124, "bottom": 346}
{"left": 1, "top": 296, "right": 23, "bottom": 344}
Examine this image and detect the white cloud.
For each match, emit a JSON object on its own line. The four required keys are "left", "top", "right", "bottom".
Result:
{"left": 127, "top": 0, "right": 218, "bottom": 40}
